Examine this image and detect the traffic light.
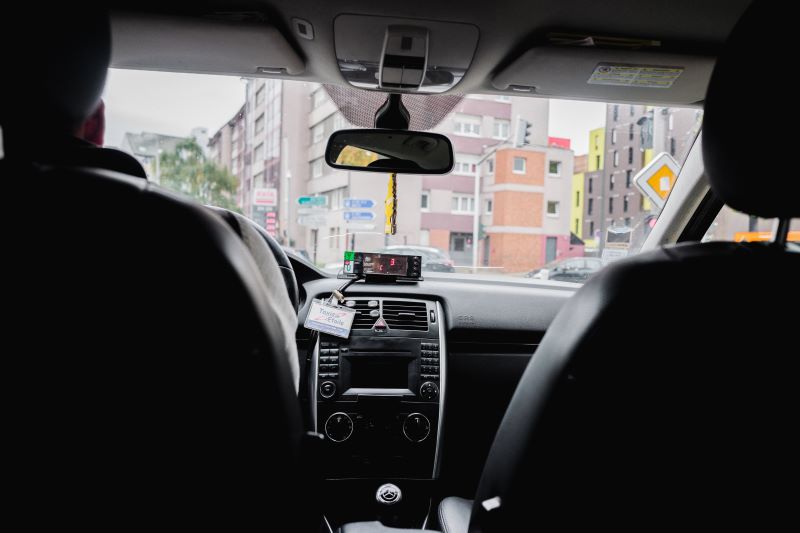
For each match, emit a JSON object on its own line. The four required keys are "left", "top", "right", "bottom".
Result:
{"left": 515, "top": 117, "right": 532, "bottom": 147}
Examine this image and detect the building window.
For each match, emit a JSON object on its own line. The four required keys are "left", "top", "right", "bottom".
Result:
{"left": 485, "top": 199, "right": 493, "bottom": 214}
{"left": 546, "top": 201, "right": 559, "bottom": 216}
{"left": 487, "top": 158, "right": 494, "bottom": 174}
{"left": 253, "top": 142, "right": 264, "bottom": 163}
{"left": 454, "top": 160, "right": 475, "bottom": 175}
{"left": 513, "top": 156, "right": 527, "bottom": 174}
{"left": 312, "top": 89, "right": 326, "bottom": 109}
{"left": 595, "top": 155, "right": 601, "bottom": 169}
{"left": 609, "top": 197, "right": 614, "bottom": 214}
{"left": 625, "top": 217, "right": 632, "bottom": 226}
{"left": 613, "top": 105, "right": 619, "bottom": 121}
{"left": 626, "top": 170, "right": 633, "bottom": 188}
{"left": 575, "top": 218, "right": 580, "bottom": 234}
{"left": 629, "top": 123, "right": 634, "bottom": 140}
{"left": 312, "top": 124, "right": 324, "bottom": 144}
{"left": 613, "top": 151, "right": 619, "bottom": 167}
{"left": 628, "top": 147, "right": 634, "bottom": 164}
{"left": 623, "top": 195, "right": 629, "bottom": 212}
{"left": 254, "top": 114, "right": 265, "bottom": 134}
{"left": 420, "top": 229, "right": 430, "bottom": 246}
{"left": 311, "top": 158, "right": 323, "bottom": 178}
{"left": 421, "top": 191, "right": 430, "bottom": 211}
{"left": 493, "top": 119, "right": 510, "bottom": 139}
{"left": 587, "top": 197, "right": 593, "bottom": 215}
{"left": 333, "top": 113, "right": 347, "bottom": 131}
{"left": 548, "top": 161, "right": 562, "bottom": 176}
{"left": 575, "top": 190, "right": 580, "bottom": 207}
{"left": 588, "top": 178, "right": 593, "bottom": 193}
{"left": 451, "top": 194, "right": 475, "bottom": 213}
{"left": 610, "top": 174, "right": 615, "bottom": 190}
{"left": 611, "top": 129, "right": 617, "bottom": 144}
{"left": 594, "top": 133, "right": 600, "bottom": 149}
{"left": 255, "top": 85, "right": 265, "bottom": 106}
{"left": 253, "top": 171, "right": 264, "bottom": 187}
{"left": 670, "top": 137, "right": 677, "bottom": 156}
{"left": 589, "top": 220, "right": 595, "bottom": 236}
{"left": 454, "top": 114, "right": 481, "bottom": 136}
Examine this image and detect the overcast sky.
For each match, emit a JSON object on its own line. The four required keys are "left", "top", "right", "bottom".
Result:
{"left": 103, "top": 69, "right": 605, "bottom": 154}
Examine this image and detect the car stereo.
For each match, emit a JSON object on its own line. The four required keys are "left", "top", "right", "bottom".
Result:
{"left": 340, "top": 251, "right": 422, "bottom": 281}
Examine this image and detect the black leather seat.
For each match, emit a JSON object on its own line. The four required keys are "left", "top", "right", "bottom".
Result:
{"left": 3, "top": 9, "right": 310, "bottom": 529}
{"left": 439, "top": 2, "right": 799, "bottom": 531}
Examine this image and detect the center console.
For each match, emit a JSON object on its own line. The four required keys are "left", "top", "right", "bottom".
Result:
{"left": 310, "top": 297, "right": 445, "bottom": 528}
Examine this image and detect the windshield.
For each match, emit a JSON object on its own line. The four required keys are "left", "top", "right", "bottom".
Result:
{"left": 103, "top": 70, "right": 702, "bottom": 284}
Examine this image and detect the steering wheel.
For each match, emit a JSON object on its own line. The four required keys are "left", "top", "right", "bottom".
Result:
{"left": 208, "top": 207, "right": 300, "bottom": 312}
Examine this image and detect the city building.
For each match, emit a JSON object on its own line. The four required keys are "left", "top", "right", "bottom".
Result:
{"left": 571, "top": 154, "right": 587, "bottom": 240}
{"left": 583, "top": 104, "right": 702, "bottom": 252}
{"left": 207, "top": 104, "right": 245, "bottom": 180}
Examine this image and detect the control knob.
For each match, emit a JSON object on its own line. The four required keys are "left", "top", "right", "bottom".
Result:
{"left": 325, "top": 412, "right": 354, "bottom": 442}
{"left": 403, "top": 412, "right": 431, "bottom": 443}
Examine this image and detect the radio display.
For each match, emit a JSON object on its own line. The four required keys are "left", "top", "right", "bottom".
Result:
{"left": 342, "top": 251, "right": 422, "bottom": 280}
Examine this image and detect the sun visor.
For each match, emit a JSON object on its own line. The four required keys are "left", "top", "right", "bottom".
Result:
{"left": 110, "top": 12, "right": 304, "bottom": 77}
{"left": 492, "top": 45, "right": 714, "bottom": 105}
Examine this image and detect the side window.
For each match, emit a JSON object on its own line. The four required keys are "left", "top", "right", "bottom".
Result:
{"left": 704, "top": 205, "right": 800, "bottom": 243}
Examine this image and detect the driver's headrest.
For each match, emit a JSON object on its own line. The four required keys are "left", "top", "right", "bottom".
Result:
{"left": 703, "top": 1, "right": 795, "bottom": 219}
{"left": 1, "top": 8, "right": 110, "bottom": 150}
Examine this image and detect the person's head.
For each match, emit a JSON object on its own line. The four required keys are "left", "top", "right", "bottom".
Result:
{"left": 1, "top": 8, "right": 110, "bottom": 155}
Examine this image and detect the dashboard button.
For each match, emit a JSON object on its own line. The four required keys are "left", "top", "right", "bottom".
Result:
{"left": 320, "top": 381, "right": 337, "bottom": 399}
{"left": 420, "top": 381, "right": 439, "bottom": 400}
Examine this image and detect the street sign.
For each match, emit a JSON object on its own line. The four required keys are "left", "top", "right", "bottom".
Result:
{"left": 297, "top": 196, "right": 328, "bottom": 207}
{"left": 343, "top": 211, "right": 375, "bottom": 221}
{"left": 298, "top": 214, "right": 327, "bottom": 227}
{"left": 344, "top": 198, "right": 375, "bottom": 209}
{"left": 253, "top": 188, "right": 278, "bottom": 206}
{"left": 345, "top": 223, "right": 376, "bottom": 231}
{"left": 297, "top": 206, "right": 329, "bottom": 215}
{"left": 634, "top": 152, "right": 680, "bottom": 210}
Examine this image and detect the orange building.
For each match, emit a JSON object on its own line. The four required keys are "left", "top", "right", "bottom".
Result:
{"left": 483, "top": 145, "right": 578, "bottom": 273}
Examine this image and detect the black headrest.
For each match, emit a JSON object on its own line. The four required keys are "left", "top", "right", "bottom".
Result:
{"left": 1, "top": 9, "right": 110, "bottom": 149}
{"left": 703, "top": 1, "right": 795, "bottom": 219}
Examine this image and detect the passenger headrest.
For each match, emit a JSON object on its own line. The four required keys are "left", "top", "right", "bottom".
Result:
{"left": 1, "top": 9, "right": 110, "bottom": 150}
{"left": 703, "top": 1, "right": 795, "bottom": 219}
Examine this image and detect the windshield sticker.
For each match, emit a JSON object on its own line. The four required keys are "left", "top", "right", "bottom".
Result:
{"left": 588, "top": 63, "right": 683, "bottom": 89}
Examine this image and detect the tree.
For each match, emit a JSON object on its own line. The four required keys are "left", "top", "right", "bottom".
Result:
{"left": 158, "top": 139, "right": 240, "bottom": 211}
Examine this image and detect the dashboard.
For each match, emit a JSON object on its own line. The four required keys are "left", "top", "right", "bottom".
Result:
{"left": 290, "top": 260, "right": 578, "bottom": 528}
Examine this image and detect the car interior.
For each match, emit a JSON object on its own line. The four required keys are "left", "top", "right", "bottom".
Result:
{"left": 2, "top": 1, "right": 797, "bottom": 532}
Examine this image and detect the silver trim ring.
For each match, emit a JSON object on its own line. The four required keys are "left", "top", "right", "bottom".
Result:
{"left": 403, "top": 412, "right": 431, "bottom": 443}
{"left": 324, "top": 412, "right": 354, "bottom": 443}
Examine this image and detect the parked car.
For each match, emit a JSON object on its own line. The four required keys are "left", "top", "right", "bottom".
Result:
{"left": 378, "top": 245, "right": 456, "bottom": 273}
{"left": 526, "top": 257, "right": 604, "bottom": 283}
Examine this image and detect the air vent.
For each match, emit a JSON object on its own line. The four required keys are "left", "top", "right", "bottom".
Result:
{"left": 347, "top": 300, "right": 380, "bottom": 330}
{"left": 382, "top": 300, "right": 429, "bottom": 331}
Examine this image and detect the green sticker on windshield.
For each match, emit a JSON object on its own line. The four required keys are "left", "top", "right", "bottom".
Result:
{"left": 344, "top": 251, "right": 355, "bottom": 261}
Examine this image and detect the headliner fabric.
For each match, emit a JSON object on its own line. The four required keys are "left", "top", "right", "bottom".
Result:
{"left": 703, "top": 0, "right": 797, "bottom": 219}
{"left": 324, "top": 85, "right": 463, "bottom": 130}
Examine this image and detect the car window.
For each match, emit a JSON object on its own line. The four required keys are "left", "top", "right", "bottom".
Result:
{"left": 703, "top": 205, "right": 800, "bottom": 243}
{"left": 103, "top": 69, "right": 702, "bottom": 284}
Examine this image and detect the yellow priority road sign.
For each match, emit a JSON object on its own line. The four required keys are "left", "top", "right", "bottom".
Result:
{"left": 634, "top": 152, "right": 680, "bottom": 210}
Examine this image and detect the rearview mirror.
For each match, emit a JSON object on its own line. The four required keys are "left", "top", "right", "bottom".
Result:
{"left": 325, "top": 129, "right": 454, "bottom": 174}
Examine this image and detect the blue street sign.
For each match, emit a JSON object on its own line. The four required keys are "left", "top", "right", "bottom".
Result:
{"left": 343, "top": 211, "right": 376, "bottom": 221}
{"left": 344, "top": 198, "right": 375, "bottom": 209}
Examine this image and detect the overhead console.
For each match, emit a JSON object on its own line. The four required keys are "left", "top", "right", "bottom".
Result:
{"left": 492, "top": 34, "right": 714, "bottom": 104}
{"left": 333, "top": 14, "right": 479, "bottom": 93}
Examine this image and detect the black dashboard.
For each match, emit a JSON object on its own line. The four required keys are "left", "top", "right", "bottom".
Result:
{"left": 290, "top": 259, "right": 578, "bottom": 527}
